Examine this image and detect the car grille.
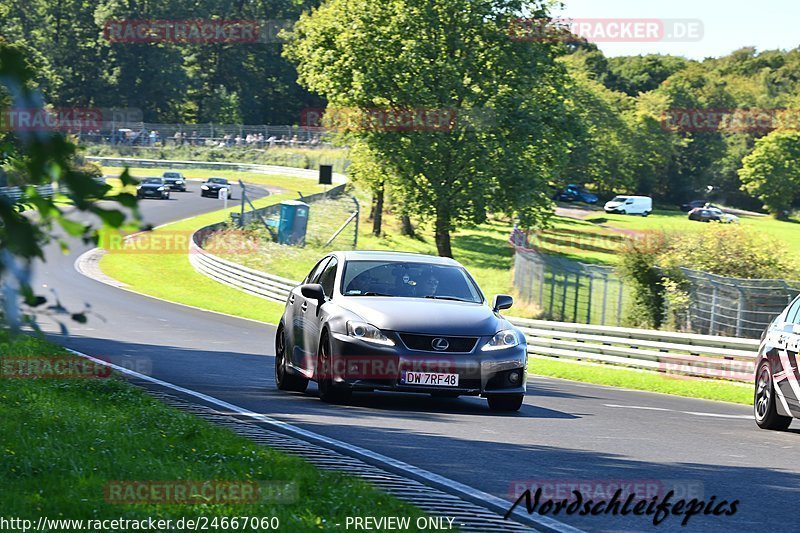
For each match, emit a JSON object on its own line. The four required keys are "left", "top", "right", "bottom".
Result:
{"left": 398, "top": 334, "right": 478, "bottom": 353}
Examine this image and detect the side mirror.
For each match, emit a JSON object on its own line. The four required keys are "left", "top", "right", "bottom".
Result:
{"left": 492, "top": 294, "right": 513, "bottom": 312}
{"left": 301, "top": 283, "right": 326, "bottom": 303}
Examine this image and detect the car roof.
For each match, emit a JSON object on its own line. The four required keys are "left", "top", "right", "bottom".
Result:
{"left": 333, "top": 250, "right": 463, "bottom": 267}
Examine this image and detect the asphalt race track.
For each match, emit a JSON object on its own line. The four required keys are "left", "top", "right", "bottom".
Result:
{"left": 30, "top": 188, "right": 800, "bottom": 532}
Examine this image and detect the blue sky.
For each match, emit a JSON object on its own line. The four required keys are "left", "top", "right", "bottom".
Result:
{"left": 555, "top": 0, "right": 799, "bottom": 59}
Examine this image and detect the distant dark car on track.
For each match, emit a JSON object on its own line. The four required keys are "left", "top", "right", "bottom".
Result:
{"left": 274, "top": 251, "right": 528, "bottom": 411}
{"left": 553, "top": 184, "right": 598, "bottom": 204}
{"left": 200, "top": 177, "right": 232, "bottom": 199}
{"left": 136, "top": 177, "right": 170, "bottom": 200}
{"left": 755, "top": 296, "right": 800, "bottom": 430}
{"left": 162, "top": 171, "right": 187, "bottom": 192}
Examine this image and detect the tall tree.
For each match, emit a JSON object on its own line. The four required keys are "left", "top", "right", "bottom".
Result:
{"left": 739, "top": 130, "right": 800, "bottom": 216}
{"left": 285, "top": 0, "right": 573, "bottom": 257}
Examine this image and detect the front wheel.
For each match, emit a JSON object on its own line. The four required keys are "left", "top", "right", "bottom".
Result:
{"left": 487, "top": 394, "right": 524, "bottom": 412}
{"left": 642, "top": 211, "right": 651, "bottom": 217}
{"left": 755, "top": 360, "right": 792, "bottom": 430}
{"left": 618, "top": 210, "right": 626, "bottom": 215}
{"left": 275, "top": 325, "right": 308, "bottom": 392}
{"left": 317, "top": 333, "right": 351, "bottom": 404}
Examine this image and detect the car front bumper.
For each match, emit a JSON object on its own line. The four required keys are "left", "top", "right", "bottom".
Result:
{"left": 327, "top": 331, "right": 527, "bottom": 396}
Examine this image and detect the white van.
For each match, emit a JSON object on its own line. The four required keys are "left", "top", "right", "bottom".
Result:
{"left": 604, "top": 195, "right": 652, "bottom": 216}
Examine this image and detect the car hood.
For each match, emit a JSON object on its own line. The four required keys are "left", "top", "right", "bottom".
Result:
{"left": 339, "top": 297, "right": 502, "bottom": 336}
{"left": 139, "top": 183, "right": 163, "bottom": 189}
{"left": 604, "top": 201, "right": 622, "bottom": 208}
{"left": 204, "top": 183, "right": 227, "bottom": 188}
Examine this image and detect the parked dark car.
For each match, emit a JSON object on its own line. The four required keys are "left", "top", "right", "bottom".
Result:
{"left": 754, "top": 295, "right": 800, "bottom": 430}
{"left": 274, "top": 251, "right": 528, "bottom": 411}
{"left": 553, "top": 184, "right": 598, "bottom": 204}
{"left": 136, "top": 177, "right": 170, "bottom": 200}
{"left": 688, "top": 207, "right": 738, "bottom": 223}
{"left": 162, "top": 171, "right": 187, "bottom": 192}
{"left": 200, "top": 177, "right": 232, "bottom": 199}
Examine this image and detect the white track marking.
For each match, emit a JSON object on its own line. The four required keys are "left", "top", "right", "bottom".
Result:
{"left": 605, "top": 403, "right": 752, "bottom": 419}
{"left": 65, "top": 348, "right": 582, "bottom": 533}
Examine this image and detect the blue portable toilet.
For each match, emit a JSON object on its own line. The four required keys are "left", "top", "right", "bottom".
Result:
{"left": 277, "top": 200, "right": 310, "bottom": 245}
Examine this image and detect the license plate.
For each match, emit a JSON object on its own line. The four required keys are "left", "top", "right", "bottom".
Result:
{"left": 401, "top": 371, "right": 459, "bottom": 387}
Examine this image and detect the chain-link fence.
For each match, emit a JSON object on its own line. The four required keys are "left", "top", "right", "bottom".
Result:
{"left": 679, "top": 268, "right": 800, "bottom": 338}
{"left": 513, "top": 250, "right": 631, "bottom": 326}
{"left": 510, "top": 223, "right": 800, "bottom": 337}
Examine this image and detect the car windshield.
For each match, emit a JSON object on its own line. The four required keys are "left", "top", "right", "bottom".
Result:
{"left": 341, "top": 260, "right": 484, "bottom": 303}
{"left": 208, "top": 178, "right": 228, "bottom": 184}
{"left": 163, "top": 172, "right": 180, "bottom": 178}
{"left": 611, "top": 196, "right": 629, "bottom": 202}
{"left": 142, "top": 178, "right": 162, "bottom": 184}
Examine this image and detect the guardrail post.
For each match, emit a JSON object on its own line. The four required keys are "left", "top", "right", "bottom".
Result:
{"left": 587, "top": 272, "right": 594, "bottom": 324}
{"left": 616, "top": 280, "right": 624, "bottom": 326}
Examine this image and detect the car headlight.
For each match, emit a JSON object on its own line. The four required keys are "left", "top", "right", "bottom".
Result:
{"left": 176, "top": 180, "right": 184, "bottom": 184}
{"left": 157, "top": 186, "right": 165, "bottom": 191}
{"left": 346, "top": 321, "right": 395, "bottom": 346}
{"left": 201, "top": 185, "right": 209, "bottom": 190}
{"left": 482, "top": 329, "right": 519, "bottom": 351}
{"left": 136, "top": 186, "right": 142, "bottom": 190}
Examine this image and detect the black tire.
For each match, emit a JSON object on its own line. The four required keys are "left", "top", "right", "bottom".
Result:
{"left": 755, "top": 360, "right": 792, "bottom": 430}
{"left": 487, "top": 394, "right": 524, "bottom": 412}
{"left": 618, "top": 210, "right": 626, "bottom": 215}
{"left": 316, "top": 333, "right": 351, "bottom": 403}
{"left": 274, "top": 325, "right": 308, "bottom": 392}
{"left": 642, "top": 211, "right": 650, "bottom": 217}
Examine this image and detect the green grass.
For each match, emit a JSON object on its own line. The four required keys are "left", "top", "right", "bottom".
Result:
{"left": 530, "top": 356, "right": 752, "bottom": 405}
{"left": 0, "top": 330, "right": 427, "bottom": 528}
{"left": 540, "top": 206, "right": 800, "bottom": 266}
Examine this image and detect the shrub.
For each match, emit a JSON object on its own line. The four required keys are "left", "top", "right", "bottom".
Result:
{"left": 617, "top": 231, "right": 670, "bottom": 329}
{"left": 658, "top": 224, "right": 793, "bottom": 279}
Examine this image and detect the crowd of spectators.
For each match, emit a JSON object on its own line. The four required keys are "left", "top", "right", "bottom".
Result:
{"left": 73, "top": 128, "right": 328, "bottom": 148}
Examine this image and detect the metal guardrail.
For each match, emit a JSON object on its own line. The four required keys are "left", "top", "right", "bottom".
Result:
{"left": 188, "top": 234, "right": 760, "bottom": 383}
{"left": 0, "top": 178, "right": 108, "bottom": 203}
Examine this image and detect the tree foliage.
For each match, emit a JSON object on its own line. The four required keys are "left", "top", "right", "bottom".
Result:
{"left": 286, "top": 0, "right": 574, "bottom": 256}
{"left": 739, "top": 131, "right": 800, "bottom": 216}
{"left": 0, "top": 43, "right": 137, "bottom": 330}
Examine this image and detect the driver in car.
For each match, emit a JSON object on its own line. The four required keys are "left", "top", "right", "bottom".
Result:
{"left": 415, "top": 271, "right": 439, "bottom": 298}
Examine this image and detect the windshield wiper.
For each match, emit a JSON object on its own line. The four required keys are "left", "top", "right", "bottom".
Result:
{"left": 347, "top": 292, "right": 395, "bottom": 297}
{"left": 423, "top": 295, "right": 473, "bottom": 303}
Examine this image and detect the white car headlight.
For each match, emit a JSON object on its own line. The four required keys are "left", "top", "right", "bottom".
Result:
{"left": 346, "top": 321, "right": 395, "bottom": 346}
{"left": 157, "top": 186, "right": 165, "bottom": 191}
{"left": 201, "top": 185, "right": 209, "bottom": 190}
{"left": 176, "top": 180, "right": 184, "bottom": 184}
{"left": 482, "top": 329, "right": 519, "bottom": 351}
